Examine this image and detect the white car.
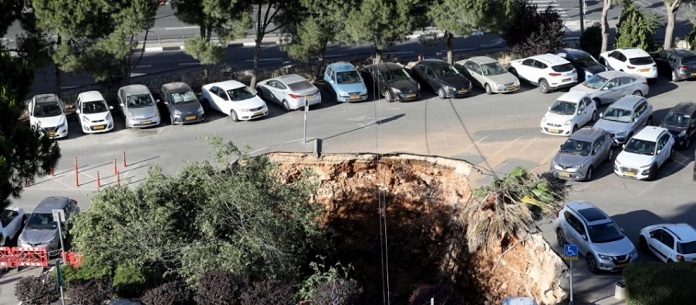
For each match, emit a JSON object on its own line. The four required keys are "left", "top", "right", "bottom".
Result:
{"left": 1, "top": 207, "right": 25, "bottom": 246}
{"left": 639, "top": 223, "right": 696, "bottom": 263}
{"left": 614, "top": 126, "right": 675, "bottom": 180}
{"left": 540, "top": 91, "right": 597, "bottom": 136}
{"left": 256, "top": 74, "right": 321, "bottom": 111}
{"left": 75, "top": 91, "right": 114, "bottom": 134}
{"left": 508, "top": 53, "right": 577, "bottom": 93}
{"left": 599, "top": 48, "right": 658, "bottom": 80}
{"left": 201, "top": 80, "right": 269, "bottom": 121}
{"left": 28, "top": 94, "right": 69, "bottom": 139}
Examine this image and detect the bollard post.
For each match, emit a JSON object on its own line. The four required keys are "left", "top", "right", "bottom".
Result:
{"left": 116, "top": 170, "right": 121, "bottom": 187}
{"left": 74, "top": 157, "right": 79, "bottom": 187}
{"left": 113, "top": 158, "right": 118, "bottom": 175}
{"left": 96, "top": 171, "right": 101, "bottom": 190}
{"left": 122, "top": 151, "right": 127, "bottom": 167}
{"left": 24, "top": 179, "right": 29, "bottom": 187}
{"left": 51, "top": 167, "right": 55, "bottom": 177}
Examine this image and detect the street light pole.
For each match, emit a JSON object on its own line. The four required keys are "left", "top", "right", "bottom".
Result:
{"left": 52, "top": 209, "right": 66, "bottom": 305}
{"left": 579, "top": 0, "right": 585, "bottom": 33}
{"left": 303, "top": 98, "right": 308, "bottom": 143}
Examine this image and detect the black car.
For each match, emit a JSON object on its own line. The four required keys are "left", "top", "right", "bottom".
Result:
{"left": 409, "top": 59, "right": 472, "bottom": 99}
{"left": 360, "top": 63, "right": 421, "bottom": 102}
{"left": 651, "top": 48, "right": 696, "bottom": 82}
{"left": 660, "top": 101, "right": 696, "bottom": 149}
{"left": 556, "top": 48, "right": 607, "bottom": 82}
{"left": 160, "top": 82, "right": 206, "bottom": 125}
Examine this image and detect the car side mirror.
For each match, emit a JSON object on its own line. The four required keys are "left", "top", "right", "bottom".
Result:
{"left": 164, "top": 101, "right": 169, "bottom": 105}
{"left": 601, "top": 87, "right": 609, "bottom": 91}
{"left": 581, "top": 235, "right": 587, "bottom": 241}
{"left": 622, "top": 144, "right": 626, "bottom": 149}
{"left": 156, "top": 99, "right": 161, "bottom": 103}
{"left": 75, "top": 109, "right": 81, "bottom": 114}
{"left": 599, "top": 112, "right": 604, "bottom": 118}
{"left": 657, "top": 150, "right": 661, "bottom": 154}
{"left": 108, "top": 105, "right": 114, "bottom": 110}
{"left": 633, "top": 118, "right": 638, "bottom": 123}
{"left": 328, "top": 79, "right": 334, "bottom": 84}
{"left": 119, "top": 103, "right": 124, "bottom": 107}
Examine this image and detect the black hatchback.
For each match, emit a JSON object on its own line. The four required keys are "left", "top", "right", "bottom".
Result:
{"left": 660, "top": 101, "right": 696, "bottom": 149}
{"left": 556, "top": 48, "right": 607, "bottom": 82}
{"left": 409, "top": 59, "right": 472, "bottom": 99}
{"left": 360, "top": 63, "right": 421, "bottom": 102}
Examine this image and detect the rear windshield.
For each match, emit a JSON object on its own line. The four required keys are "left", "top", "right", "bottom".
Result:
{"left": 628, "top": 56, "right": 654, "bottom": 65}
{"left": 682, "top": 56, "right": 696, "bottom": 65}
{"left": 287, "top": 80, "right": 314, "bottom": 91}
{"left": 678, "top": 241, "right": 696, "bottom": 254}
{"left": 552, "top": 63, "right": 574, "bottom": 72}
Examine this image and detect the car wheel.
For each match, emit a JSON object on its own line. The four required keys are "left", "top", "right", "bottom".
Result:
{"left": 632, "top": 90, "right": 642, "bottom": 97}
{"left": 671, "top": 70, "right": 680, "bottom": 82}
{"left": 437, "top": 88, "right": 447, "bottom": 99}
{"left": 586, "top": 255, "right": 600, "bottom": 274}
{"left": 593, "top": 98, "right": 601, "bottom": 108}
{"left": 639, "top": 236, "right": 648, "bottom": 252}
{"left": 556, "top": 229, "right": 567, "bottom": 246}
{"left": 539, "top": 79, "right": 550, "bottom": 94}
{"left": 584, "top": 166, "right": 593, "bottom": 181}
{"left": 685, "top": 138, "right": 691, "bottom": 149}
{"left": 385, "top": 90, "right": 395, "bottom": 102}
{"left": 647, "top": 116, "right": 653, "bottom": 126}
{"left": 669, "top": 148, "right": 675, "bottom": 161}
{"left": 170, "top": 114, "right": 176, "bottom": 125}
{"left": 282, "top": 100, "right": 291, "bottom": 112}
{"left": 230, "top": 110, "right": 239, "bottom": 122}
{"left": 667, "top": 259, "right": 674, "bottom": 263}
{"left": 485, "top": 83, "right": 493, "bottom": 95}
{"left": 591, "top": 110, "right": 598, "bottom": 122}
{"left": 607, "top": 148, "right": 614, "bottom": 161}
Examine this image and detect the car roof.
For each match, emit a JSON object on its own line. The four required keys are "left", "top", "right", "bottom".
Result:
{"left": 327, "top": 62, "right": 358, "bottom": 72}
{"left": 275, "top": 74, "right": 308, "bottom": 84}
{"left": 632, "top": 126, "right": 668, "bottom": 141}
{"left": 33, "top": 94, "right": 61, "bottom": 104}
{"left": 557, "top": 48, "right": 591, "bottom": 57}
{"left": 557, "top": 91, "right": 588, "bottom": 102}
{"left": 367, "top": 62, "right": 405, "bottom": 72}
{"left": 673, "top": 48, "right": 696, "bottom": 57}
{"left": 206, "top": 80, "right": 246, "bottom": 90}
{"left": 610, "top": 96, "right": 645, "bottom": 109}
{"left": 120, "top": 84, "right": 151, "bottom": 95}
{"left": 77, "top": 91, "right": 105, "bottom": 102}
{"left": 669, "top": 101, "right": 696, "bottom": 115}
{"left": 463, "top": 56, "right": 497, "bottom": 64}
{"left": 418, "top": 59, "right": 450, "bottom": 68}
{"left": 596, "top": 70, "right": 632, "bottom": 79}
{"left": 529, "top": 53, "right": 569, "bottom": 66}
{"left": 565, "top": 200, "right": 611, "bottom": 224}
{"left": 34, "top": 197, "right": 71, "bottom": 213}
{"left": 615, "top": 48, "right": 650, "bottom": 58}
{"left": 660, "top": 223, "right": 696, "bottom": 242}
{"left": 161, "top": 82, "right": 192, "bottom": 93}
{"left": 570, "top": 127, "right": 606, "bottom": 142}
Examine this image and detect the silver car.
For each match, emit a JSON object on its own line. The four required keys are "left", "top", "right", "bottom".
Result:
{"left": 550, "top": 127, "right": 614, "bottom": 181}
{"left": 118, "top": 84, "right": 161, "bottom": 128}
{"left": 455, "top": 56, "right": 520, "bottom": 94}
{"left": 18, "top": 197, "right": 79, "bottom": 257}
{"left": 594, "top": 96, "right": 654, "bottom": 145}
{"left": 555, "top": 201, "right": 638, "bottom": 273}
{"left": 569, "top": 71, "right": 649, "bottom": 106}
{"left": 256, "top": 74, "right": 322, "bottom": 111}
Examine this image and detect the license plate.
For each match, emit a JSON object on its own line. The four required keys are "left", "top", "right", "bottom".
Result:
{"left": 559, "top": 172, "right": 571, "bottom": 178}
{"left": 254, "top": 111, "right": 264, "bottom": 116}
{"left": 639, "top": 68, "right": 649, "bottom": 72}
{"left": 406, "top": 93, "right": 417, "bottom": 98}
{"left": 691, "top": 73, "right": 696, "bottom": 76}
{"left": 94, "top": 125, "right": 105, "bottom": 130}
{"left": 141, "top": 120, "right": 151, "bottom": 125}
{"left": 617, "top": 263, "right": 628, "bottom": 268}
{"left": 350, "top": 95, "right": 360, "bottom": 100}
{"left": 306, "top": 94, "right": 315, "bottom": 99}
{"left": 47, "top": 131, "right": 56, "bottom": 137}
{"left": 185, "top": 115, "right": 196, "bottom": 121}
{"left": 624, "top": 171, "right": 636, "bottom": 176}
{"left": 458, "top": 89, "right": 468, "bottom": 94}
{"left": 562, "top": 78, "right": 571, "bottom": 82}
{"left": 548, "top": 128, "right": 560, "bottom": 133}
{"left": 506, "top": 86, "right": 518, "bottom": 91}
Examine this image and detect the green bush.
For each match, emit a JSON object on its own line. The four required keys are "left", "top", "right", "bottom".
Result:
{"left": 623, "top": 262, "right": 696, "bottom": 305}
{"left": 579, "top": 23, "right": 602, "bottom": 59}
{"left": 112, "top": 263, "right": 148, "bottom": 298}
{"left": 61, "top": 257, "right": 112, "bottom": 289}
{"left": 67, "top": 277, "right": 113, "bottom": 305}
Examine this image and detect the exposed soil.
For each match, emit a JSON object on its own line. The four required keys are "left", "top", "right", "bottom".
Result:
{"left": 268, "top": 152, "right": 568, "bottom": 305}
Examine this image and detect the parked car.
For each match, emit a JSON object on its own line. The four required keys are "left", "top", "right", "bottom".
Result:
{"left": 160, "top": 82, "right": 205, "bottom": 124}
{"left": 540, "top": 91, "right": 597, "bottom": 136}
{"left": 555, "top": 200, "right": 638, "bottom": 273}
{"left": 501, "top": 297, "right": 538, "bottom": 305}
{"left": 323, "top": 62, "right": 368, "bottom": 103}
{"left": 556, "top": 48, "right": 608, "bottom": 82}
{"left": 550, "top": 127, "right": 614, "bottom": 181}
{"left": 639, "top": 223, "right": 696, "bottom": 263}
{"left": 570, "top": 71, "right": 649, "bottom": 106}
{"left": 508, "top": 53, "right": 577, "bottom": 93}
{"left": 1, "top": 207, "right": 25, "bottom": 246}
{"left": 599, "top": 48, "right": 657, "bottom": 80}
{"left": 360, "top": 63, "right": 421, "bottom": 102}
{"left": 75, "top": 91, "right": 114, "bottom": 134}
{"left": 594, "top": 96, "right": 653, "bottom": 145}
{"left": 256, "top": 74, "right": 322, "bottom": 110}
{"left": 18, "top": 197, "right": 79, "bottom": 257}
{"left": 650, "top": 48, "right": 696, "bottom": 82}
{"left": 614, "top": 126, "right": 675, "bottom": 181}
{"left": 201, "top": 80, "right": 268, "bottom": 121}
{"left": 117, "top": 84, "right": 161, "bottom": 128}
{"left": 410, "top": 59, "right": 472, "bottom": 99}
{"left": 454, "top": 56, "right": 519, "bottom": 94}
{"left": 28, "top": 94, "right": 69, "bottom": 139}
{"left": 660, "top": 101, "right": 696, "bottom": 149}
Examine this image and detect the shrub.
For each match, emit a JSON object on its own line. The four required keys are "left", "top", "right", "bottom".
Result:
{"left": 614, "top": 0, "right": 661, "bottom": 51}
{"left": 112, "top": 263, "right": 148, "bottom": 298}
{"left": 141, "top": 281, "right": 195, "bottom": 305}
{"left": 311, "top": 279, "right": 363, "bottom": 305}
{"left": 15, "top": 273, "right": 61, "bottom": 305}
{"left": 240, "top": 280, "right": 295, "bottom": 305}
{"left": 67, "top": 277, "right": 113, "bottom": 305}
{"left": 580, "top": 23, "right": 602, "bottom": 59}
{"left": 409, "top": 284, "right": 464, "bottom": 305}
{"left": 501, "top": 0, "right": 565, "bottom": 58}
{"left": 61, "top": 256, "right": 112, "bottom": 289}
{"left": 195, "top": 271, "right": 249, "bottom": 305}
{"left": 623, "top": 262, "right": 696, "bottom": 305}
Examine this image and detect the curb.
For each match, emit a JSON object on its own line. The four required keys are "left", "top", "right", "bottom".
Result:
{"left": 133, "top": 41, "right": 280, "bottom": 53}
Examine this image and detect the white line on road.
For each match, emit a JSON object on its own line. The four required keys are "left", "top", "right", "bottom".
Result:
{"left": 244, "top": 58, "right": 283, "bottom": 62}
{"left": 135, "top": 65, "right": 152, "bottom": 68}
{"left": 164, "top": 26, "right": 199, "bottom": 30}
{"left": 178, "top": 62, "right": 200, "bottom": 66}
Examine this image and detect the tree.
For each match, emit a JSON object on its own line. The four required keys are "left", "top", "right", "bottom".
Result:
{"left": 614, "top": 0, "right": 662, "bottom": 51}
{"left": 0, "top": 0, "right": 23, "bottom": 38}
{"left": 501, "top": 0, "right": 565, "bottom": 58}
{"left": 0, "top": 87, "right": 61, "bottom": 210}
{"left": 600, "top": 0, "right": 613, "bottom": 53}
{"left": 341, "top": 0, "right": 416, "bottom": 64}
{"left": 580, "top": 23, "right": 603, "bottom": 59}
{"left": 428, "top": 0, "right": 515, "bottom": 64}
{"left": 662, "top": 0, "right": 692, "bottom": 49}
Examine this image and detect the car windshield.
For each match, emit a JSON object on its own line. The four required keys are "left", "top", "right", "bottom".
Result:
{"left": 336, "top": 71, "right": 362, "bottom": 84}
{"left": 226, "top": 87, "right": 256, "bottom": 101}
{"left": 169, "top": 91, "right": 197, "bottom": 104}
{"left": 560, "top": 138, "right": 592, "bottom": 156}
{"left": 481, "top": 62, "right": 507, "bottom": 76}
{"left": 602, "top": 107, "right": 633, "bottom": 123}
{"left": 623, "top": 139, "right": 656, "bottom": 155}
{"left": 549, "top": 100, "right": 577, "bottom": 115}
{"left": 582, "top": 75, "right": 608, "bottom": 89}
{"left": 25, "top": 213, "right": 57, "bottom": 230}
{"left": 628, "top": 56, "right": 654, "bottom": 65}
{"left": 82, "top": 101, "right": 108, "bottom": 114}
{"left": 662, "top": 111, "right": 691, "bottom": 128}
{"left": 382, "top": 68, "right": 411, "bottom": 82}
{"left": 587, "top": 222, "right": 624, "bottom": 243}
{"left": 436, "top": 66, "right": 460, "bottom": 78}
{"left": 678, "top": 241, "right": 696, "bottom": 254}
{"left": 287, "top": 80, "right": 314, "bottom": 91}
{"left": 127, "top": 94, "right": 155, "bottom": 108}
{"left": 551, "top": 63, "right": 574, "bottom": 72}
{"left": 573, "top": 54, "right": 599, "bottom": 68}
{"left": 33, "top": 102, "right": 63, "bottom": 118}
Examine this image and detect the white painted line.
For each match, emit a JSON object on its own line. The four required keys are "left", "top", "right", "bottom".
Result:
{"left": 243, "top": 42, "right": 256, "bottom": 47}
{"left": 384, "top": 51, "right": 415, "bottom": 55}
{"left": 244, "top": 58, "right": 283, "bottom": 62}
{"left": 144, "top": 47, "right": 163, "bottom": 52}
{"left": 130, "top": 73, "right": 146, "bottom": 77}
{"left": 164, "top": 26, "right": 199, "bottom": 30}
{"left": 135, "top": 65, "right": 152, "bottom": 68}
{"left": 178, "top": 62, "right": 200, "bottom": 66}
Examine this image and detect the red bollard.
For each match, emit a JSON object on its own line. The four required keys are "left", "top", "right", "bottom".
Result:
{"left": 96, "top": 171, "right": 101, "bottom": 190}
{"left": 113, "top": 158, "right": 118, "bottom": 175}
{"left": 51, "top": 167, "right": 54, "bottom": 177}
{"left": 24, "top": 179, "right": 29, "bottom": 187}
{"left": 74, "top": 157, "right": 79, "bottom": 187}
{"left": 122, "top": 151, "right": 127, "bottom": 168}
{"left": 116, "top": 170, "right": 121, "bottom": 187}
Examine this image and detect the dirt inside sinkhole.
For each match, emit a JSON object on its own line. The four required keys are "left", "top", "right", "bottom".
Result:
{"left": 267, "top": 152, "right": 569, "bottom": 305}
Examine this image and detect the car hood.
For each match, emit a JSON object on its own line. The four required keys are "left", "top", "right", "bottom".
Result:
{"left": 441, "top": 75, "right": 471, "bottom": 89}
{"left": 590, "top": 236, "right": 635, "bottom": 256}
{"left": 33, "top": 115, "right": 65, "bottom": 128}
{"left": 585, "top": 65, "right": 607, "bottom": 74}
{"left": 20, "top": 228, "right": 57, "bottom": 245}
{"left": 544, "top": 112, "right": 573, "bottom": 125}
{"left": 389, "top": 79, "right": 420, "bottom": 93}
{"left": 594, "top": 119, "right": 630, "bottom": 134}
{"left": 129, "top": 106, "right": 158, "bottom": 118}
{"left": 236, "top": 96, "right": 267, "bottom": 109}
{"left": 171, "top": 101, "right": 201, "bottom": 114}
{"left": 334, "top": 82, "right": 367, "bottom": 94}
{"left": 616, "top": 150, "right": 656, "bottom": 168}
{"left": 553, "top": 152, "right": 587, "bottom": 167}
{"left": 659, "top": 123, "right": 687, "bottom": 134}
{"left": 82, "top": 111, "right": 111, "bottom": 122}
{"left": 570, "top": 83, "right": 596, "bottom": 94}
{"left": 486, "top": 73, "right": 518, "bottom": 85}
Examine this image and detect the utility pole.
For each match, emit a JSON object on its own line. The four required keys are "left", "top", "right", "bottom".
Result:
{"left": 579, "top": 0, "right": 585, "bottom": 33}
{"left": 52, "top": 209, "right": 67, "bottom": 305}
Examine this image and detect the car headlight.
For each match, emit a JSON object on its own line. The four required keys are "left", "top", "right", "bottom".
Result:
{"left": 390, "top": 87, "right": 402, "bottom": 94}
{"left": 338, "top": 91, "right": 348, "bottom": 97}
{"left": 106, "top": 112, "right": 113, "bottom": 121}
{"left": 615, "top": 131, "right": 626, "bottom": 137}
{"left": 597, "top": 253, "right": 611, "bottom": 260}
{"left": 679, "top": 130, "right": 686, "bottom": 137}
{"left": 197, "top": 105, "right": 204, "bottom": 114}
{"left": 360, "top": 89, "right": 367, "bottom": 95}
{"left": 444, "top": 85, "right": 455, "bottom": 92}
{"left": 496, "top": 84, "right": 505, "bottom": 90}
{"left": 630, "top": 249, "right": 637, "bottom": 257}
{"left": 563, "top": 119, "right": 572, "bottom": 126}
{"left": 586, "top": 71, "right": 593, "bottom": 77}
{"left": 81, "top": 116, "right": 90, "bottom": 124}
{"left": 541, "top": 116, "right": 547, "bottom": 123}
{"left": 174, "top": 110, "right": 182, "bottom": 116}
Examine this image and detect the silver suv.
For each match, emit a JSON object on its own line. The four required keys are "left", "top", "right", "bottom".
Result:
{"left": 555, "top": 201, "right": 638, "bottom": 273}
{"left": 594, "top": 95, "right": 653, "bottom": 145}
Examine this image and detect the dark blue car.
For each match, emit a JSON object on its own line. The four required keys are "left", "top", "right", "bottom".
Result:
{"left": 557, "top": 48, "right": 607, "bottom": 82}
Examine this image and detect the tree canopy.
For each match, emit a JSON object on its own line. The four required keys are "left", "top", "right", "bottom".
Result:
{"left": 501, "top": 0, "right": 565, "bottom": 58}
{"left": 614, "top": 0, "right": 661, "bottom": 51}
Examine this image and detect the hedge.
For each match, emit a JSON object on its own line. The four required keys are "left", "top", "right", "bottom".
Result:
{"left": 623, "top": 262, "right": 696, "bottom": 305}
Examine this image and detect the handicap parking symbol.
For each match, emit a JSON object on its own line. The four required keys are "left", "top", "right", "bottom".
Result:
{"left": 564, "top": 244, "right": 578, "bottom": 260}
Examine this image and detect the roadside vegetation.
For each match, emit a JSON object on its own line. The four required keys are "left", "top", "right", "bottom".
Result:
{"left": 623, "top": 262, "right": 696, "bottom": 305}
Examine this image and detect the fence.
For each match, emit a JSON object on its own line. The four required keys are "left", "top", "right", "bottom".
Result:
{"left": 0, "top": 247, "right": 49, "bottom": 268}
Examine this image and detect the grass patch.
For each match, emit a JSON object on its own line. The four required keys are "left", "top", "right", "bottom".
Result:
{"left": 623, "top": 262, "right": 696, "bottom": 305}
